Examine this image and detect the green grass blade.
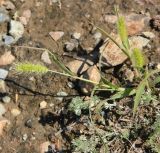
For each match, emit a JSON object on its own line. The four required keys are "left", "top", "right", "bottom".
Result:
{"left": 131, "top": 48, "right": 145, "bottom": 69}
{"left": 49, "top": 52, "right": 75, "bottom": 76}
{"left": 110, "top": 88, "right": 135, "bottom": 100}
{"left": 133, "top": 81, "right": 146, "bottom": 115}
{"left": 117, "top": 16, "right": 130, "bottom": 51}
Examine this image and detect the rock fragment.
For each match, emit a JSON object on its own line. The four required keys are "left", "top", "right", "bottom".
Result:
{"left": 0, "top": 51, "right": 15, "bottom": 66}
{"left": 39, "top": 141, "right": 51, "bottom": 153}
{"left": 0, "top": 7, "right": 10, "bottom": 23}
{"left": 100, "top": 35, "right": 127, "bottom": 66}
{"left": 9, "top": 20, "right": 24, "bottom": 41}
{"left": 19, "top": 9, "right": 31, "bottom": 25}
{"left": 0, "top": 104, "right": 6, "bottom": 117}
{"left": 0, "top": 117, "right": 10, "bottom": 136}
{"left": 66, "top": 60, "right": 92, "bottom": 75}
{"left": 49, "top": 31, "right": 64, "bottom": 41}
{"left": 72, "top": 32, "right": 81, "bottom": 40}
{"left": 100, "top": 34, "right": 150, "bottom": 67}
{"left": 79, "top": 65, "right": 101, "bottom": 94}
{"left": 142, "top": 31, "right": 155, "bottom": 39}
{"left": 41, "top": 51, "right": 51, "bottom": 64}
{"left": 0, "top": 80, "right": 6, "bottom": 93}
{"left": 104, "top": 13, "right": 150, "bottom": 35}
{"left": 64, "top": 39, "right": 79, "bottom": 52}
{"left": 56, "top": 91, "right": 68, "bottom": 102}
{"left": 40, "top": 101, "right": 47, "bottom": 109}
{"left": 0, "top": 69, "right": 8, "bottom": 80}
{"left": 2, "top": 96, "right": 11, "bottom": 103}
{"left": 11, "top": 108, "right": 21, "bottom": 117}
{"left": 3, "top": 34, "right": 15, "bottom": 45}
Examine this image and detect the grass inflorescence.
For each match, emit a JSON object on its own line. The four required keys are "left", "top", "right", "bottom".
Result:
{"left": 14, "top": 62, "right": 49, "bottom": 74}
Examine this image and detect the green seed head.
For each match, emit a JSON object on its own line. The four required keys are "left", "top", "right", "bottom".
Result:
{"left": 14, "top": 62, "right": 49, "bottom": 74}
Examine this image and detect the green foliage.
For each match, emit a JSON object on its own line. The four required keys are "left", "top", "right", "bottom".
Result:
{"left": 15, "top": 62, "right": 49, "bottom": 74}
{"left": 72, "top": 135, "right": 99, "bottom": 153}
{"left": 68, "top": 97, "right": 88, "bottom": 116}
{"left": 133, "top": 80, "right": 146, "bottom": 115}
{"left": 148, "top": 115, "right": 160, "bottom": 152}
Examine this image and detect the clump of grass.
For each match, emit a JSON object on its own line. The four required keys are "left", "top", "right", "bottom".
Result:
{"left": 14, "top": 7, "right": 160, "bottom": 119}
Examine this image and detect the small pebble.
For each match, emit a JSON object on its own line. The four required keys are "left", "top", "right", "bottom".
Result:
{"left": 142, "top": 32, "right": 155, "bottom": 39}
{"left": 25, "top": 119, "right": 32, "bottom": 128}
{"left": 0, "top": 80, "right": 6, "bottom": 93}
{"left": 11, "top": 108, "right": 21, "bottom": 117}
{"left": 0, "top": 104, "right": 6, "bottom": 117}
{"left": 22, "top": 133, "right": 28, "bottom": 141}
{"left": 67, "top": 81, "right": 75, "bottom": 88}
{"left": 93, "top": 31, "right": 102, "bottom": 40}
{"left": 0, "top": 69, "right": 8, "bottom": 80}
{"left": 41, "top": 51, "right": 51, "bottom": 64}
{"left": 65, "top": 39, "right": 79, "bottom": 52}
{"left": 72, "top": 32, "right": 81, "bottom": 40}
{"left": 40, "top": 101, "right": 47, "bottom": 109}
{"left": 56, "top": 91, "right": 68, "bottom": 102}
{"left": 3, "top": 35, "right": 15, "bottom": 45}
{"left": 0, "top": 117, "right": 10, "bottom": 136}
{"left": 0, "top": 9, "right": 10, "bottom": 23}
{"left": 9, "top": 20, "right": 24, "bottom": 41}
{"left": 2, "top": 96, "right": 11, "bottom": 103}
{"left": 28, "top": 76, "right": 35, "bottom": 81}
{"left": 49, "top": 31, "right": 64, "bottom": 41}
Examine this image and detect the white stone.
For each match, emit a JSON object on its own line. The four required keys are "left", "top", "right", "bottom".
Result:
{"left": 40, "top": 101, "right": 47, "bottom": 109}
{"left": 9, "top": 20, "right": 24, "bottom": 40}
{"left": 2, "top": 96, "right": 11, "bottom": 103}
{"left": 11, "top": 108, "right": 21, "bottom": 116}
{"left": 41, "top": 51, "right": 51, "bottom": 64}
{"left": 72, "top": 32, "right": 81, "bottom": 40}
{"left": 142, "top": 32, "right": 155, "bottom": 39}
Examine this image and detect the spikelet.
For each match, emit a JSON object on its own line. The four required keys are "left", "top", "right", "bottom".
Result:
{"left": 14, "top": 62, "right": 49, "bottom": 74}
{"left": 131, "top": 48, "right": 145, "bottom": 69}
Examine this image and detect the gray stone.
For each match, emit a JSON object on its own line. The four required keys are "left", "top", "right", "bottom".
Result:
{"left": 3, "top": 35, "right": 15, "bottom": 45}
{"left": 2, "top": 96, "right": 11, "bottom": 103}
{"left": 0, "top": 104, "right": 6, "bottom": 117}
{"left": 65, "top": 39, "right": 79, "bottom": 52}
{"left": 56, "top": 91, "right": 68, "bottom": 102}
{"left": 9, "top": 20, "right": 24, "bottom": 41}
{"left": 0, "top": 8, "right": 10, "bottom": 23}
{"left": 0, "top": 69, "right": 8, "bottom": 80}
